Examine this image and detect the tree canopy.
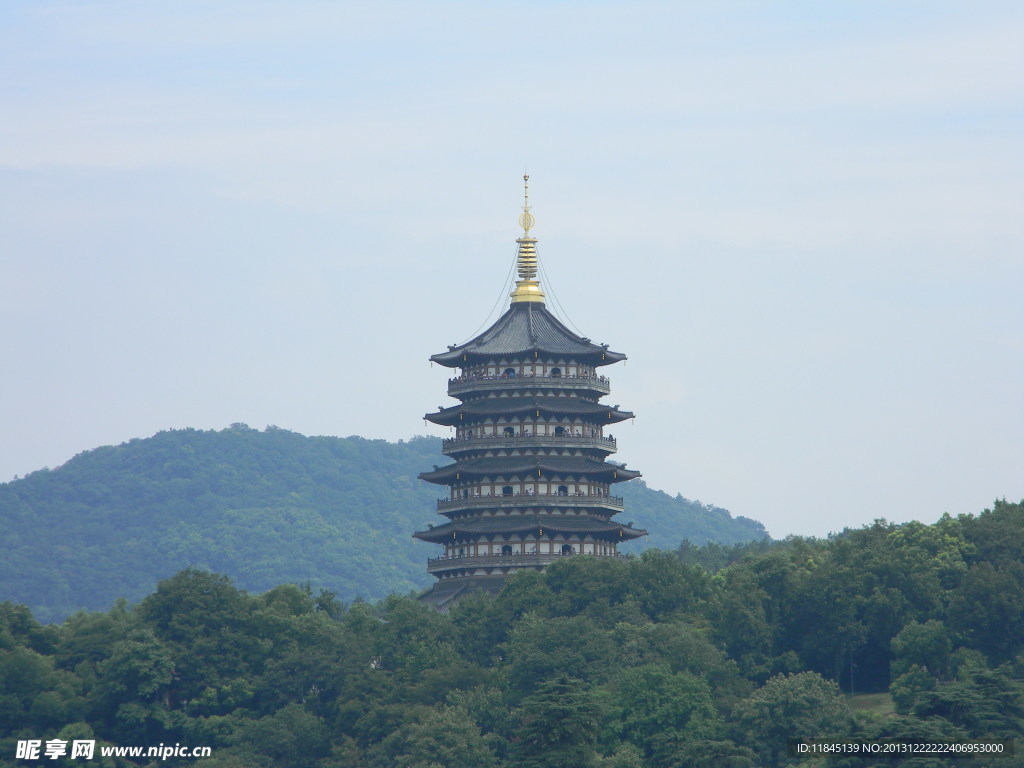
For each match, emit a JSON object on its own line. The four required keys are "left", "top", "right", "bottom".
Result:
{"left": 0, "top": 499, "right": 1021, "bottom": 767}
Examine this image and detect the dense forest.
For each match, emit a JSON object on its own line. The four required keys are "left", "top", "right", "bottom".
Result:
{"left": 0, "top": 426, "right": 765, "bottom": 622}
{"left": 1, "top": 500, "right": 1021, "bottom": 767}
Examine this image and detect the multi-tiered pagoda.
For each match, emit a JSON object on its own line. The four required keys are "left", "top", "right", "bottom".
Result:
{"left": 414, "top": 177, "right": 645, "bottom": 608}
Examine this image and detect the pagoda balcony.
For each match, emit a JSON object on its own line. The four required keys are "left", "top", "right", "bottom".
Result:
{"left": 426, "top": 550, "right": 630, "bottom": 574}
{"left": 436, "top": 493, "right": 624, "bottom": 513}
{"left": 442, "top": 433, "right": 616, "bottom": 455}
{"left": 447, "top": 373, "right": 611, "bottom": 397}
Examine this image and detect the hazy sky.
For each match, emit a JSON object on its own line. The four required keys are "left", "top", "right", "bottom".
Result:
{"left": 2, "top": 2, "right": 1021, "bottom": 538}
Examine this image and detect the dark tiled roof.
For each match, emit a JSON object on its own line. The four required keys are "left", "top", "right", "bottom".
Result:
{"left": 418, "top": 455, "right": 641, "bottom": 484}
{"left": 418, "top": 578, "right": 507, "bottom": 610}
{"left": 431, "top": 302, "right": 626, "bottom": 368}
{"left": 425, "top": 397, "right": 635, "bottom": 426}
{"left": 414, "top": 513, "right": 647, "bottom": 542}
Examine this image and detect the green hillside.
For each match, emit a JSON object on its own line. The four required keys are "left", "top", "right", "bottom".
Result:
{"left": 0, "top": 425, "right": 766, "bottom": 622}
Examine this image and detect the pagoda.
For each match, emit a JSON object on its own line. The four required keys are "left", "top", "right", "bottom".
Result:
{"left": 414, "top": 177, "right": 645, "bottom": 608}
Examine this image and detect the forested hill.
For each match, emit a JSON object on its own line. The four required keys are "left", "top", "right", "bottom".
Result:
{"left": 0, "top": 425, "right": 765, "bottom": 622}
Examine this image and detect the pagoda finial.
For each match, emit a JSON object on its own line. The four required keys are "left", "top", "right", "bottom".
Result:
{"left": 519, "top": 173, "right": 535, "bottom": 236}
{"left": 510, "top": 173, "right": 545, "bottom": 304}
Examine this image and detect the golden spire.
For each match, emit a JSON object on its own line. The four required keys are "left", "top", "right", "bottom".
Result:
{"left": 510, "top": 173, "right": 545, "bottom": 304}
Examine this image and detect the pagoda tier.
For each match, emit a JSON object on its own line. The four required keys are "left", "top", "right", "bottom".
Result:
{"left": 441, "top": 432, "right": 618, "bottom": 459}
{"left": 418, "top": 455, "right": 640, "bottom": 485}
{"left": 414, "top": 177, "right": 646, "bottom": 609}
{"left": 424, "top": 397, "right": 635, "bottom": 427}
{"left": 433, "top": 492, "right": 625, "bottom": 519}
{"left": 447, "top": 371, "right": 612, "bottom": 399}
{"left": 414, "top": 514, "right": 646, "bottom": 544}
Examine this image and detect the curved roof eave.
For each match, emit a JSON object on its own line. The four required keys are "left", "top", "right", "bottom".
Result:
{"left": 418, "top": 458, "right": 641, "bottom": 485}
{"left": 413, "top": 514, "right": 648, "bottom": 543}
{"left": 424, "top": 398, "right": 635, "bottom": 426}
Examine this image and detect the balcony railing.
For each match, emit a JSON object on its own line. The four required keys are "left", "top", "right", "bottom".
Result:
{"left": 442, "top": 433, "right": 616, "bottom": 452}
{"left": 436, "top": 493, "right": 624, "bottom": 512}
{"left": 447, "top": 372, "right": 611, "bottom": 396}
{"left": 426, "top": 550, "right": 630, "bottom": 573}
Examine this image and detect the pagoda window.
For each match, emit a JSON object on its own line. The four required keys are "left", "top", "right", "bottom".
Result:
{"left": 557, "top": 485, "right": 569, "bottom": 496}
{"left": 504, "top": 426, "right": 515, "bottom": 436}
{"left": 561, "top": 544, "right": 574, "bottom": 555}
{"left": 502, "top": 485, "right": 513, "bottom": 496}
{"left": 501, "top": 545, "right": 512, "bottom": 556}
{"left": 554, "top": 426, "right": 566, "bottom": 437}
{"left": 551, "top": 367, "right": 562, "bottom": 377}
{"left": 503, "top": 367, "right": 516, "bottom": 377}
